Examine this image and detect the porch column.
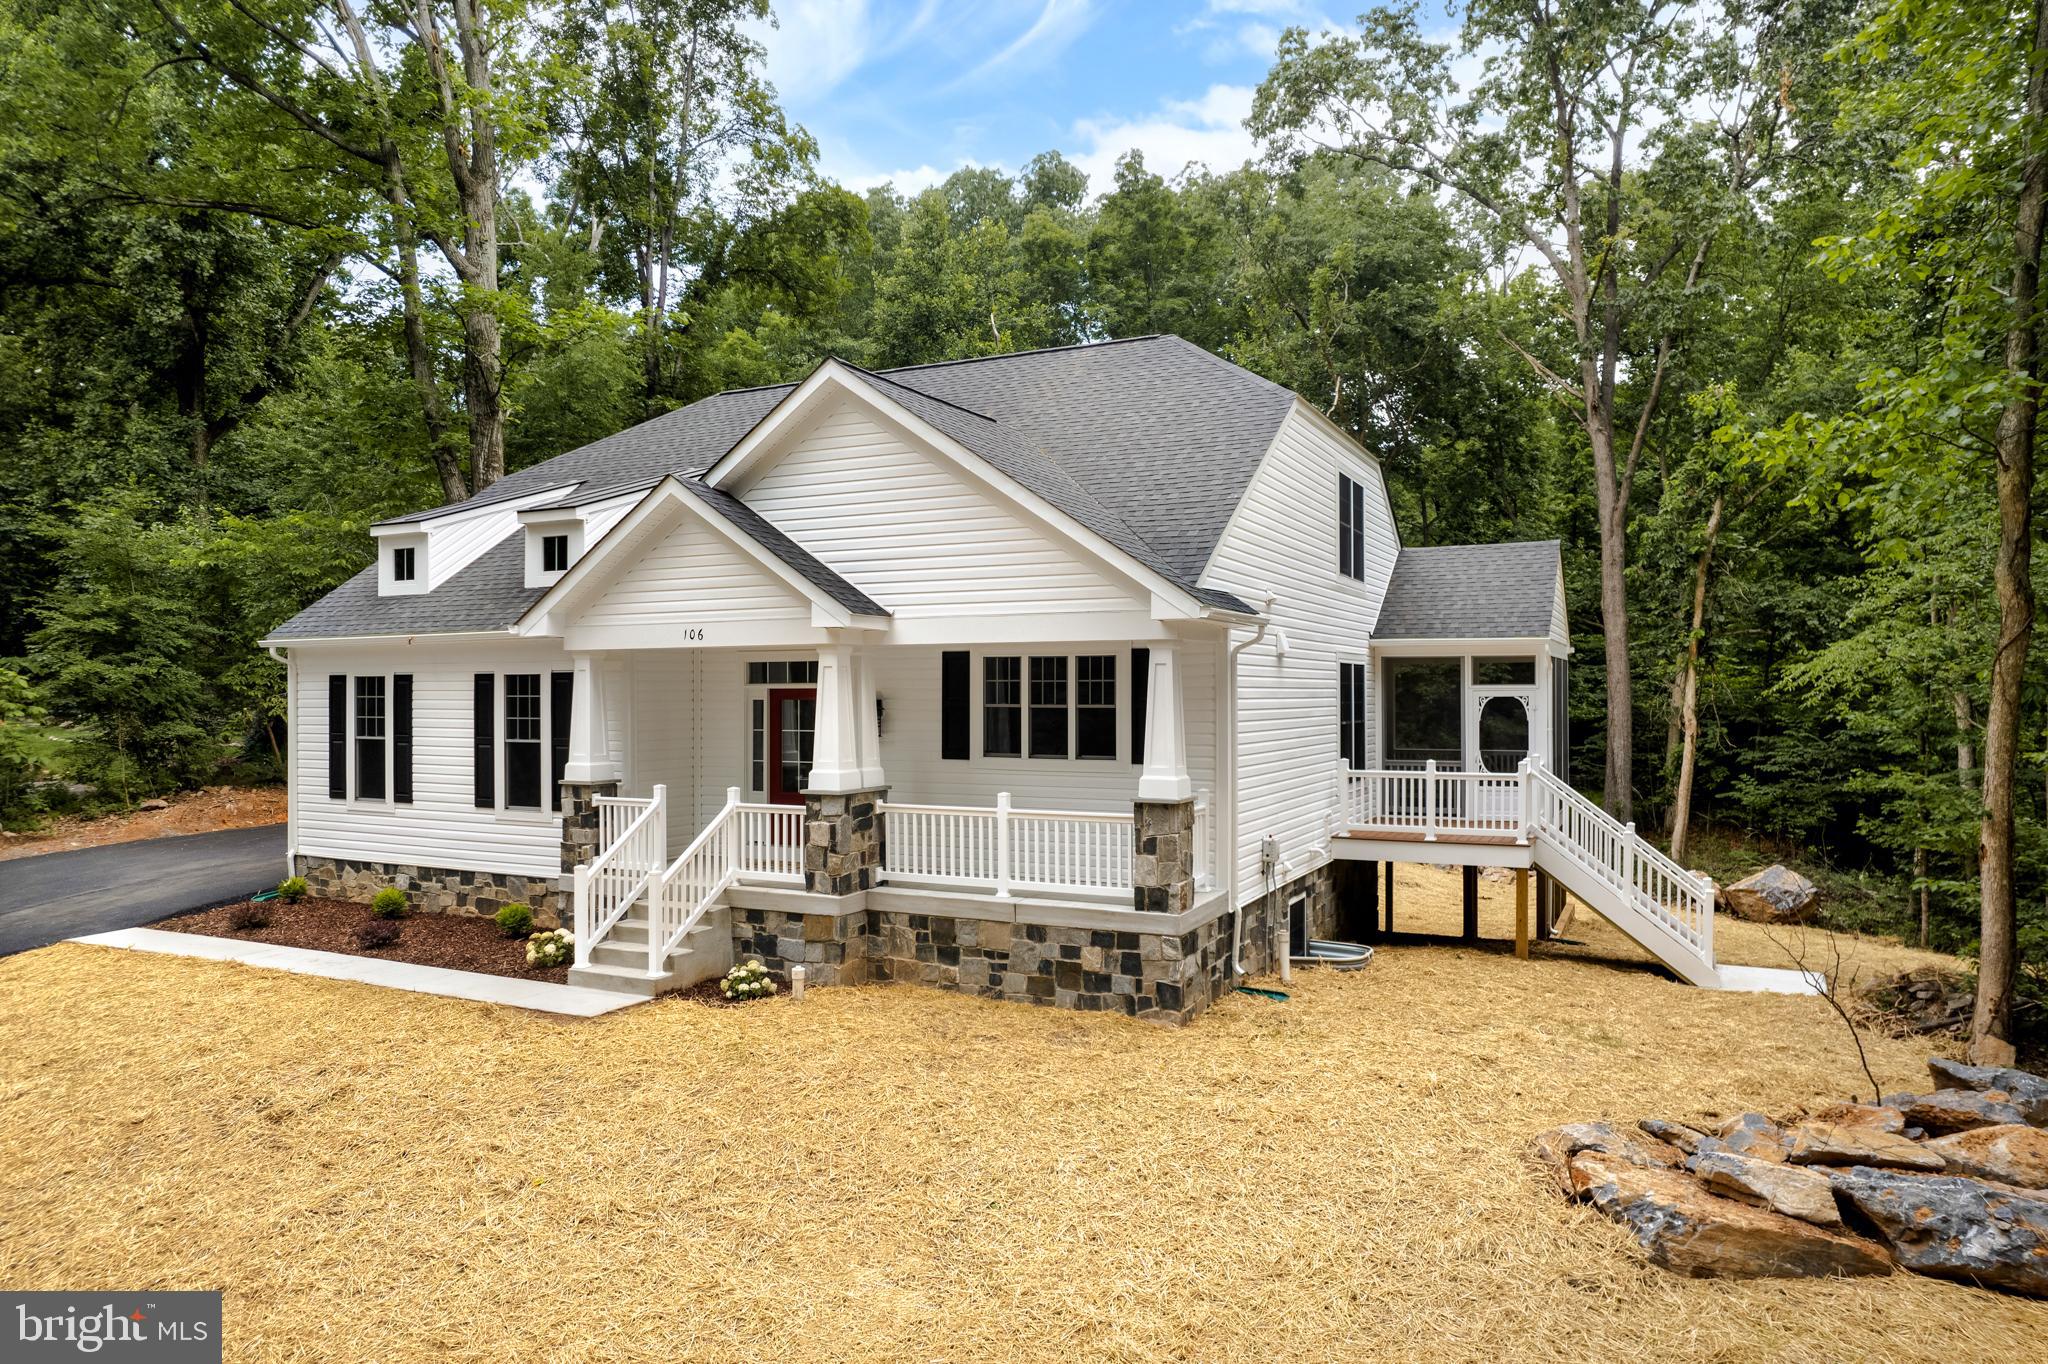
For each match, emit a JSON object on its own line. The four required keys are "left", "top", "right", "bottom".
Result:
{"left": 560, "top": 652, "right": 623, "bottom": 875}
{"left": 855, "top": 647, "right": 885, "bottom": 789}
{"left": 1137, "top": 641, "right": 1192, "bottom": 801}
{"left": 1133, "top": 640, "right": 1195, "bottom": 914}
{"left": 803, "top": 638, "right": 886, "bottom": 897}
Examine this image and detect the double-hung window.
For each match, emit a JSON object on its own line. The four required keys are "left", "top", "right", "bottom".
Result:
{"left": 1339, "top": 661, "right": 1367, "bottom": 770}
{"left": 504, "top": 674, "right": 543, "bottom": 808}
{"left": 983, "top": 656, "right": 1022, "bottom": 757}
{"left": 1028, "top": 657, "right": 1069, "bottom": 758}
{"left": 1339, "top": 473, "right": 1366, "bottom": 580}
{"left": 354, "top": 676, "right": 387, "bottom": 800}
{"left": 1075, "top": 655, "right": 1116, "bottom": 760}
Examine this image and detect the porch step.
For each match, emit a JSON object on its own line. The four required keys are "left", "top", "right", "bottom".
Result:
{"left": 568, "top": 906, "right": 734, "bottom": 998}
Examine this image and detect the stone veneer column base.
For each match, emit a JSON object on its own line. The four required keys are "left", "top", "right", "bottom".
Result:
{"left": 558, "top": 778, "right": 622, "bottom": 874}
{"left": 293, "top": 855, "right": 567, "bottom": 927}
{"left": 802, "top": 788, "right": 886, "bottom": 896}
{"left": 1131, "top": 798, "right": 1196, "bottom": 915}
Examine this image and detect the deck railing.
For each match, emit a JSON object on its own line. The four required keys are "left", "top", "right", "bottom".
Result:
{"left": 1524, "top": 761, "right": 1713, "bottom": 962}
{"left": 1342, "top": 761, "right": 1525, "bottom": 840}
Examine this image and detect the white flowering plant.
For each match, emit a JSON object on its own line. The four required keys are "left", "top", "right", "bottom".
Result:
{"left": 720, "top": 959, "right": 778, "bottom": 1001}
{"left": 526, "top": 928, "right": 573, "bottom": 969}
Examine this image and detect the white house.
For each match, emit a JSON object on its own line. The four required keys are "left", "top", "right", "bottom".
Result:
{"left": 266, "top": 336, "right": 1724, "bottom": 1023}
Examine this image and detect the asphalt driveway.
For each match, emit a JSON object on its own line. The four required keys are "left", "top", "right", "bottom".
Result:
{"left": 0, "top": 825, "right": 287, "bottom": 956}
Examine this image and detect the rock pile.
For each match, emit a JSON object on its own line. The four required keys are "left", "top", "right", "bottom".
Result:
{"left": 1533, "top": 1056, "right": 2048, "bottom": 1294}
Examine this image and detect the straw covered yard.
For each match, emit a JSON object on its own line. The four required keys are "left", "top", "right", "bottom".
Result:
{"left": 2, "top": 865, "right": 2042, "bottom": 1363}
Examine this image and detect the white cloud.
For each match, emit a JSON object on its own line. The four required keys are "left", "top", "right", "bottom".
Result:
{"left": 948, "top": 0, "right": 1099, "bottom": 89}
{"left": 754, "top": 0, "right": 875, "bottom": 103}
{"left": 1069, "top": 83, "right": 1260, "bottom": 189}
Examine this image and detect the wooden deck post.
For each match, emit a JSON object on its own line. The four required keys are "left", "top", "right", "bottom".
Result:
{"left": 1383, "top": 860, "right": 1395, "bottom": 934}
{"left": 1461, "top": 865, "right": 1479, "bottom": 941}
{"left": 1535, "top": 869, "right": 1554, "bottom": 941}
{"left": 1514, "top": 869, "right": 1530, "bottom": 960}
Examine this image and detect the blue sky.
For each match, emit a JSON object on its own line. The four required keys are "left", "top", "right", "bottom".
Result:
{"left": 752, "top": 1, "right": 1344, "bottom": 198}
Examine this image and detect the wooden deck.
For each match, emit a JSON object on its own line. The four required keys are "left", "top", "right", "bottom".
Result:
{"left": 1332, "top": 828, "right": 1524, "bottom": 847}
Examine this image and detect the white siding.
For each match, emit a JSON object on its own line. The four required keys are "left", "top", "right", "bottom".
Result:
{"left": 580, "top": 511, "right": 811, "bottom": 629}
{"left": 1202, "top": 404, "right": 1397, "bottom": 903}
{"left": 1550, "top": 568, "right": 1570, "bottom": 648}
{"left": 290, "top": 639, "right": 571, "bottom": 880}
{"left": 736, "top": 402, "right": 1146, "bottom": 616}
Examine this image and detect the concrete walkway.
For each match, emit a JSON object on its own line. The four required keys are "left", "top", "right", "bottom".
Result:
{"left": 70, "top": 927, "right": 642, "bottom": 1017}
{"left": 0, "top": 824, "right": 287, "bottom": 956}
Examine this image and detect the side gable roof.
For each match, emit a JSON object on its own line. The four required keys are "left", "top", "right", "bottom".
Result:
{"left": 1373, "top": 541, "right": 1563, "bottom": 641}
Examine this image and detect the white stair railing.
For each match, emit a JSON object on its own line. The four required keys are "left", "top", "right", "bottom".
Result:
{"left": 572, "top": 785, "right": 666, "bottom": 967}
{"left": 650, "top": 788, "right": 743, "bottom": 974}
{"left": 1523, "top": 759, "right": 1714, "bottom": 965}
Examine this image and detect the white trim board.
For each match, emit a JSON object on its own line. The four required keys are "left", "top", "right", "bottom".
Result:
{"left": 70, "top": 928, "right": 642, "bottom": 1017}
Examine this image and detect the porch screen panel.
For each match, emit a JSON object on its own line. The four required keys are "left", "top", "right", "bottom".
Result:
{"left": 549, "top": 671, "right": 572, "bottom": 811}
{"left": 1028, "top": 656, "right": 1068, "bottom": 758}
{"left": 1552, "top": 657, "right": 1570, "bottom": 783}
{"left": 505, "top": 673, "right": 542, "bottom": 809}
{"left": 354, "top": 676, "right": 386, "bottom": 801}
{"left": 472, "top": 674, "right": 495, "bottom": 808}
{"left": 983, "top": 656, "right": 1021, "bottom": 757}
{"left": 1076, "top": 655, "right": 1115, "bottom": 759}
{"left": 1130, "top": 647, "right": 1149, "bottom": 765}
{"left": 941, "top": 651, "right": 970, "bottom": 760}
{"left": 392, "top": 674, "right": 414, "bottom": 804}
{"left": 1383, "top": 658, "right": 1461, "bottom": 768}
{"left": 326, "top": 674, "right": 347, "bottom": 799}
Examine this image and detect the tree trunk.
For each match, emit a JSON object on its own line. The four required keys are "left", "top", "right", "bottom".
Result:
{"left": 1972, "top": 0, "right": 2047, "bottom": 1065}
{"left": 1915, "top": 845, "right": 1930, "bottom": 949}
{"left": 393, "top": 216, "right": 468, "bottom": 504}
{"left": 1587, "top": 412, "right": 1634, "bottom": 820}
{"left": 1668, "top": 494, "right": 1723, "bottom": 865}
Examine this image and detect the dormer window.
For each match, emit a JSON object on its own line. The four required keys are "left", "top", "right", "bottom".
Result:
{"left": 542, "top": 534, "right": 569, "bottom": 574}
{"left": 392, "top": 546, "right": 416, "bottom": 582}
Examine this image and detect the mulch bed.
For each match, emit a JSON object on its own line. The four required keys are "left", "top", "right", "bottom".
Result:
{"left": 155, "top": 897, "right": 570, "bottom": 984}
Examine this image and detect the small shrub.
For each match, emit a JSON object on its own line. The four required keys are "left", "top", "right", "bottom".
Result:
{"left": 355, "top": 919, "right": 402, "bottom": 950}
{"left": 719, "top": 959, "right": 777, "bottom": 1002}
{"left": 276, "top": 875, "right": 308, "bottom": 903}
{"left": 371, "top": 887, "right": 409, "bottom": 919}
{"left": 526, "top": 928, "right": 573, "bottom": 969}
{"left": 227, "top": 901, "right": 272, "bottom": 931}
{"left": 495, "top": 902, "right": 534, "bottom": 938}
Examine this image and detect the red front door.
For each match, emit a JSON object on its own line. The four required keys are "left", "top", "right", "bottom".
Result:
{"left": 767, "top": 688, "right": 817, "bottom": 805}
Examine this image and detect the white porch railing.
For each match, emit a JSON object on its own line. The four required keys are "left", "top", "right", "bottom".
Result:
{"left": 573, "top": 786, "right": 667, "bottom": 967}
{"left": 1342, "top": 761, "right": 1525, "bottom": 840}
{"left": 879, "top": 791, "right": 1220, "bottom": 899}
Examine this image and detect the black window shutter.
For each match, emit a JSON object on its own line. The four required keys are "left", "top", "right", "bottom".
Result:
{"left": 327, "top": 674, "right": 347, "bottom": 799}
{"left": 473, "top": 673, "right": 495, "bottom": 808}
{"left": 550, "top": 671, "right": 573, "bottom": 811}
{"left": 1130, "top": 647, "right": 1150, "bottom": 765}
{"left": 393, "top": 674, "right": 414, "bottom": 803}
{"left": 940, "top": 651, "right": 969, "bottom": 760}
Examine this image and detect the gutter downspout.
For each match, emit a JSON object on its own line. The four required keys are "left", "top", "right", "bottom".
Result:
{"left": 1226, "top": 595, "right": 1276, "bottom": 985}
{"left": 266, "top": 645, "right": 296, "bottom": 880}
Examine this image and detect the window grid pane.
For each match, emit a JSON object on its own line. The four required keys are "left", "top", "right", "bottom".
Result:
{"left": 1076, "top": 655, "right": 1115, "bottom": 759}
{"left": 1028, "top": 656, "right": 1068, "bottom": 758}
{"left": 983, "top": 656, "right": 1021, "bottom": 757}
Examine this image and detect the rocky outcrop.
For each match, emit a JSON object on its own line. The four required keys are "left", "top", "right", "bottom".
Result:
{"left": 1718, "top": 865, "right": 1819, "bottom": 923}
{"left": 1924, "top": 1125, "right": 2048, "bottom": 1190}
{"left": 1828, "top": 1168, "right": 2048, "bottom": 1296}
{"left": 1568, "top": 1153, "right": 1890, "bottom": 1279}
{"left": 1786, "top": 1121, "right": 1946, "bottom": 1171}
{"left": 1883, "top": 1088, "right": 2028, "bottom": 1134}
{"left": 1928, "top": 1058, "right": 2048, "bottom": 1124}
{"left": 1539, "top": 1055, "right": 2048, "bottom": 1296}
{"left": 1689, "top": 1149, "right": 1843, "bottom": 1227}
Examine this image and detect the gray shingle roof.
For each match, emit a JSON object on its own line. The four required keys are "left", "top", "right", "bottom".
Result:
{"left": 1374, "top": 542, "right": 1562, "bottom": 640}
{"left": 277, "top": 337, "right": 1287, "bottom": 640}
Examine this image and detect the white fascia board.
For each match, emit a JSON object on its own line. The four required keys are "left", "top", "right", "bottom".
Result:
{"left": 369, "top": 484, "right": 580, "bottom": 536}
{"left": 256, "top": 629, "right": 516, "bottom": 649}
{"left": 1370, "top": 635, "right": 1564, "bottom": 657}
{"left": 514, "top": 476, "right": 864, "bottom": 638}
{"left": 703, "top": 360, "right": 1212, "bottom": 621}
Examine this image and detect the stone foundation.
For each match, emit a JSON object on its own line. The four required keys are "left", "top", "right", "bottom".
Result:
{"left": 559, "top": 779, "right": 620, "bottom": 873}
{"left": 293, "top": 855, "right": 565, "bottom": 926}
{"left": 1131, "top": 798, "right": 1195, "bottom": 914}
{"left": 724, "top": 863, "right": 1334, "bottom": 1025}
